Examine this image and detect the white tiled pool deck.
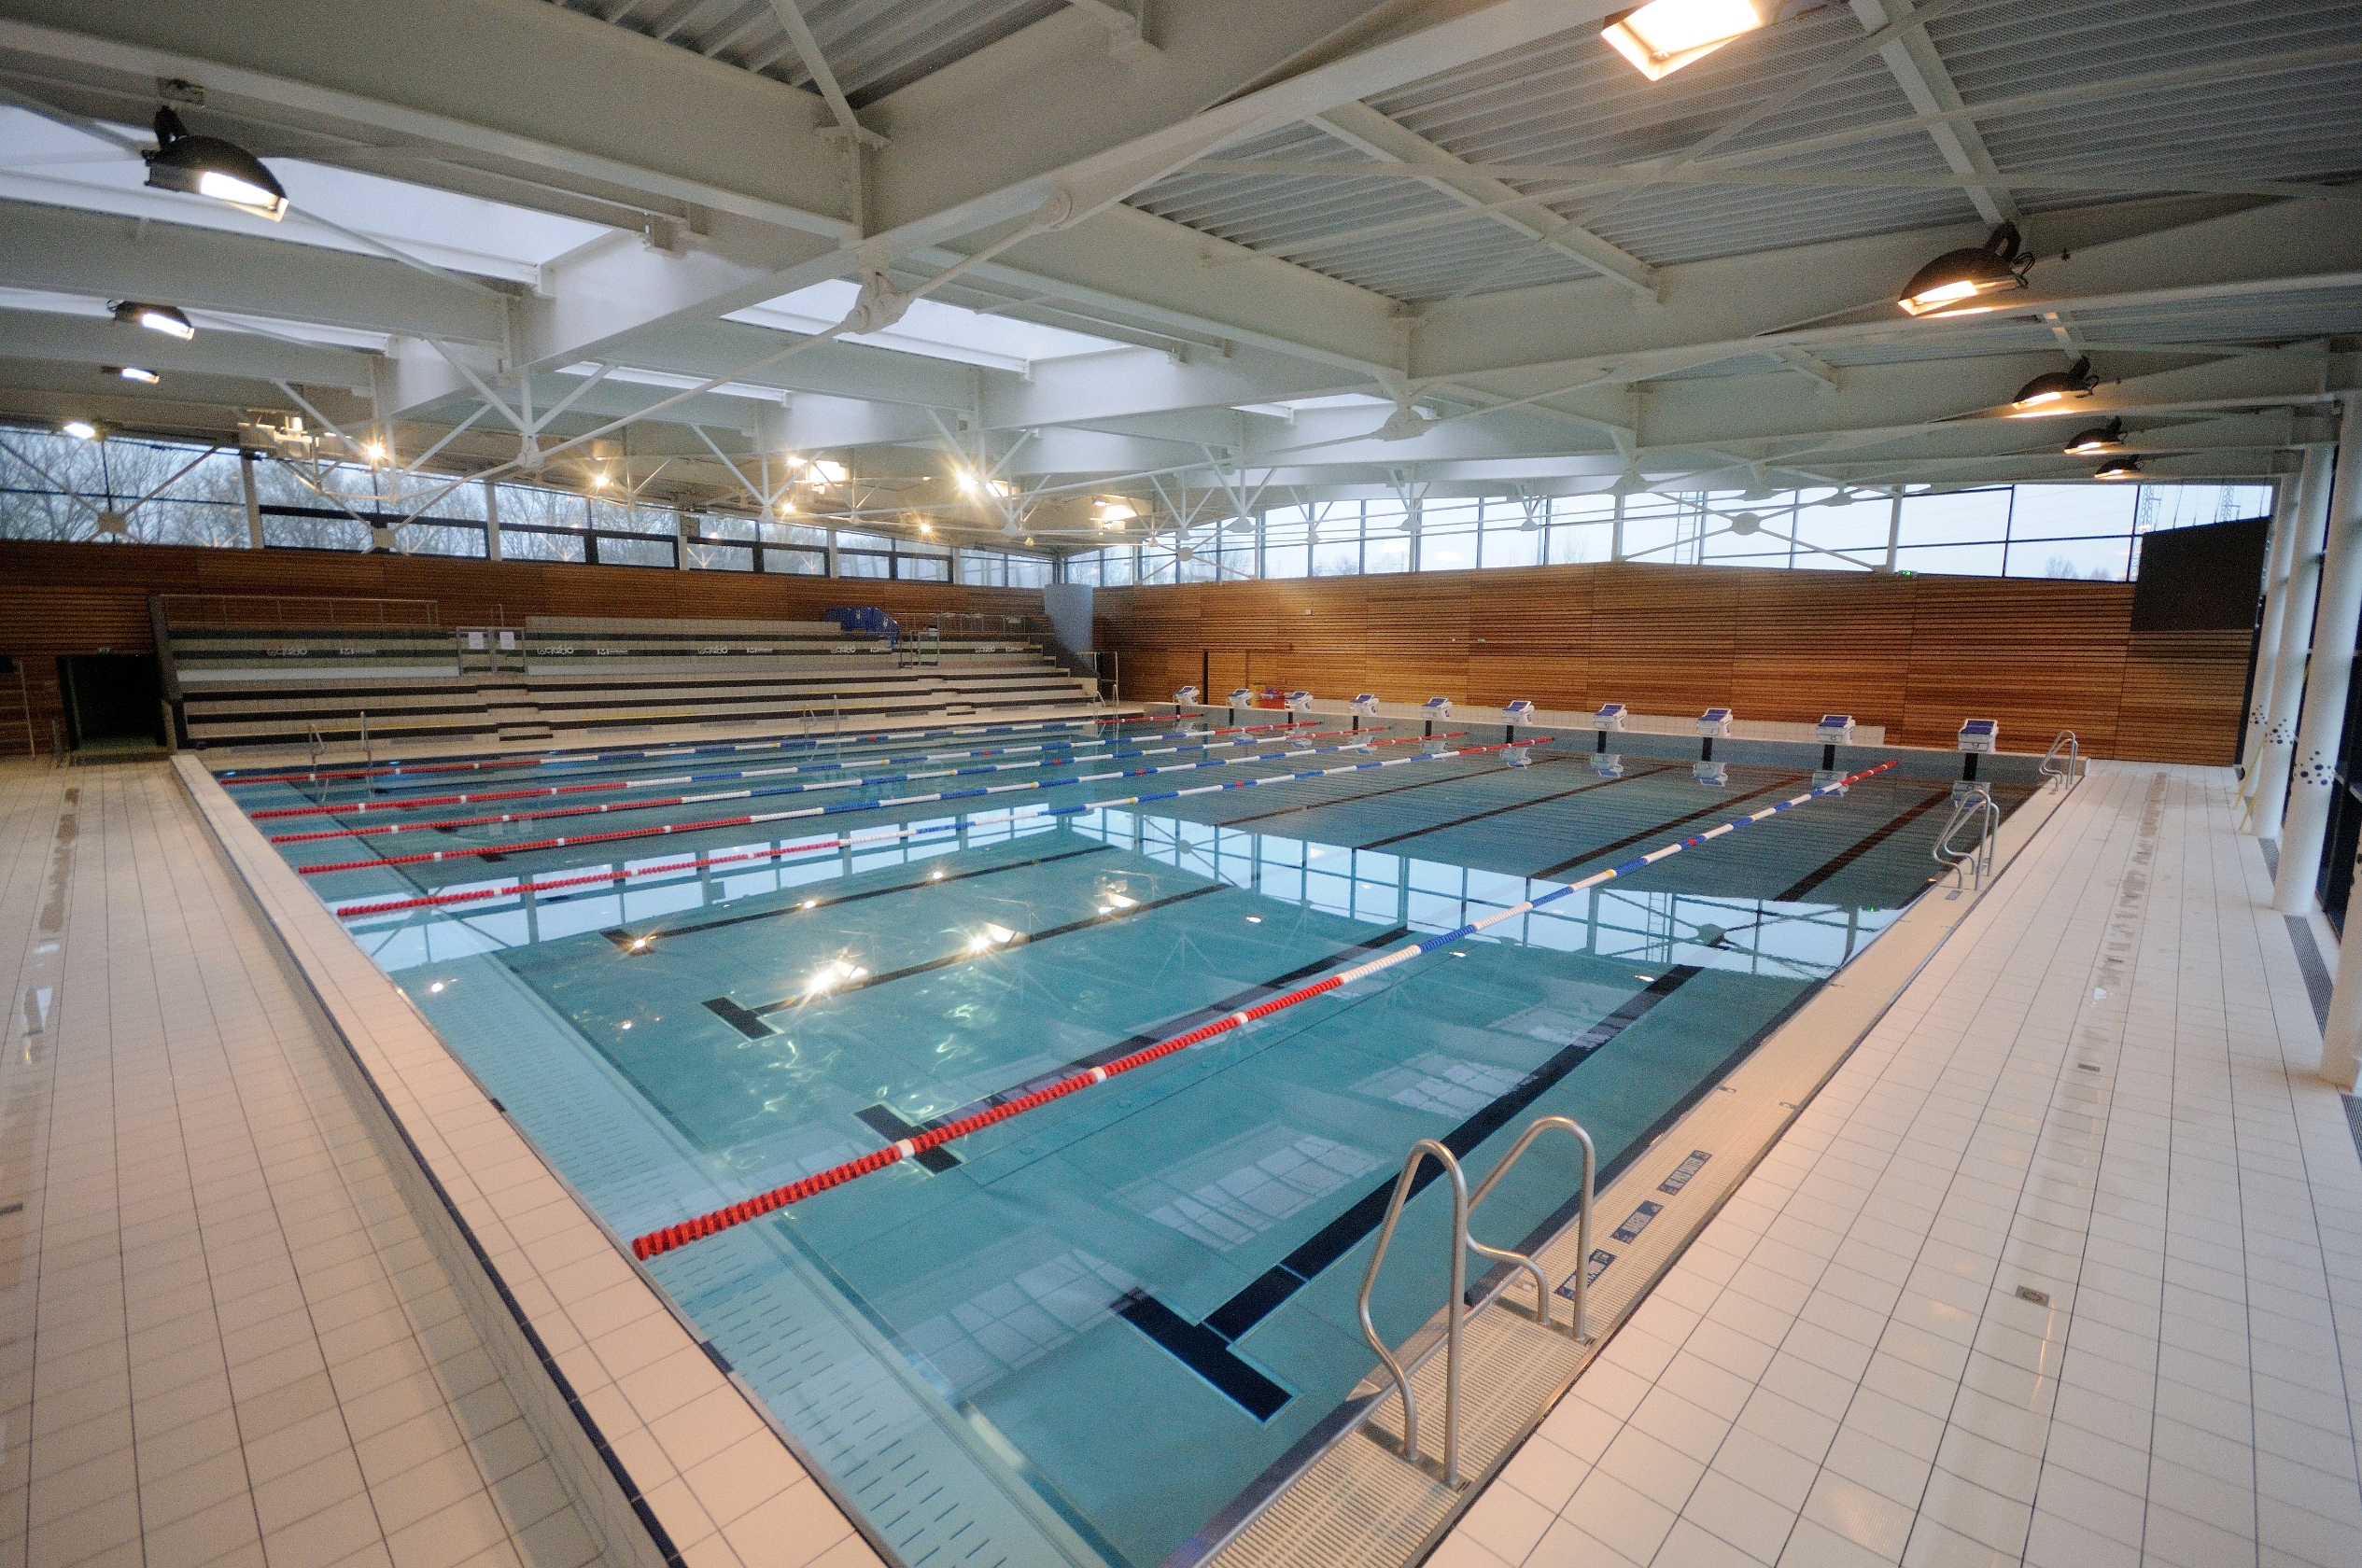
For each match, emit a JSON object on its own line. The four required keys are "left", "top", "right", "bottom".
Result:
{"left": 0, "top": 760, "right": 604, "bottom": 1568}
{"left": 1432, "top": 761, "right": 2362, "bottom": 1568}
{"left": 8, "top": 753, "right": 2358, "bottom": 1568}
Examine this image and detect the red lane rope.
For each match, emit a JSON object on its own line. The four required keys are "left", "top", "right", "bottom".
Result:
{"left": 629, "top": 758, "right": 1905, "bottom": 1260}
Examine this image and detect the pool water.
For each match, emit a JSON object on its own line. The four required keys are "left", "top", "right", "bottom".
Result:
{"left": 231, "top": 718, "right": 2029, "bottom": 1568}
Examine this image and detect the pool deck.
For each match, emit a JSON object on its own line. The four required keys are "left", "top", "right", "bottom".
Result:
{"left": 1431, "top": 761, "right": 2362, "bottom": 1568}
{"left": 8, "top": 752, "right": 2356, "bottom": 1568}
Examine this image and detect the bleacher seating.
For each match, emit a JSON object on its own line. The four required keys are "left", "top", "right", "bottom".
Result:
{"left": 166, "top": 612, "right": 1107, "bottom": 755}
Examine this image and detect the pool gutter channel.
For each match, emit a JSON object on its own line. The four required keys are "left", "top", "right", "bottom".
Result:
{"left": 1186, "top": 773, "right": 2074, "bottom": 1568}
{"left": 172, "top": 755, "right": 908, "bottom": 1568}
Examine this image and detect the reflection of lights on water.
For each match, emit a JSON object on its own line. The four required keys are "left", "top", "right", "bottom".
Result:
{"left": 965, "top": 922, "right": 1018, "bottom": 954}
{"left": 1098, "top": 891, "right": 1139, "bottom": 916}
{"left": 629, "top": 936, "right": 650, "bottom": 951}
{"left": 930, "top": 870, "right": 945, "bottom": 880}
{"left": 619, "top": 1020, "right": 632, "bottom": 1029}
{"left": 429, "top": 980, "right": 448, "bottom": 993}
{"left": 802, "top": 900, "right": 818, "bottom": 910}
{"left": 1245, "top": 916, "right": 1262, "bottom": 923}
{"left": 805, "top": 959, "right": 869, "bottom": 996}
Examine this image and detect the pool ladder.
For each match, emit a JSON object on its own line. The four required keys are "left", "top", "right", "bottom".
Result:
{"left": 2039, "top": 729, "right": 2083, "bottom": 792}
{"left": 1357, "top": 1114, "right": 1596, "bottom": 1489}
{"left": 1934, "top": 784, "right": 1999, "bottom": 893}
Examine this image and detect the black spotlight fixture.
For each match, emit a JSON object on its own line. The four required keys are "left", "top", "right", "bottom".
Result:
{"left": 2094, "top": 455, "right": 2143, "bottom": 482}
{"left": 111, "top": 301, "right": 195, "bottom": 340}
{"left": 1898, "top": 221, "right": 2032, "bottom": 316}
{"left": 2012, "top": 356, "right": 2097, "bottom": 412}
{"left": 2065, "top": 417, "right": 2127, "bottom": 455}
{"left": 143, "top": 106, "right": 288, "bottom": 221}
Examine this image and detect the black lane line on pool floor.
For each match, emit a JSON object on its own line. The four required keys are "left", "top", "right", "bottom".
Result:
{"left": 1213, "top": 760, "right": 1500, "bottom": 829}
{"left": 1116, "top": 967, "right": 1704, "bottom": 1419}
{"left": 702, "top": 881, "right": 1228, "bottom": 1036}
{"left": 1528, "top": 773, "right": 1808, "bottom": 882}
{"left": 1352, "top": 763, "right": 1680, "bottom": 852}
{"left": 886, "top": 923, "right": 1420, "bottom": 1137}
{"left": 604, "top": 842, "right": 1113, "bottom": 950}
{"left": 1769, "top": 786, "right": 1954, "bottom": 904}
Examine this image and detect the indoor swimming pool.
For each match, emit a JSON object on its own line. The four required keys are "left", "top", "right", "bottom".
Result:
{"left": 222, "top": 715, "right": 2034, "bottom": 1568}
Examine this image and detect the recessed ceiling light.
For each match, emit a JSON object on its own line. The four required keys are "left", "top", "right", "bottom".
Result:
{"left": 1602, "top": 0, "right": 1764, "bottom": 81}
{"left": 106, "top": 366, "right": 162, "bottom": 385}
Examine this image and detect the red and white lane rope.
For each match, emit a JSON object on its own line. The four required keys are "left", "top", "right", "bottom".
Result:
{"left": 249, "top": 717, "right": 1326, "bottom": 819}
{"left": 262, "top": 727, "right": 1362, "bottom": 844}
{"left": 325, "top": 733, "right": 1501, "bottom": 918}
{"left": 627, "top": 761, "right": 1901, "bottom": 1258}
{"left": 221, "top": 711, "right": 1176, "bottom": 787}
{"left": 289, "top": 732, "right": 1466, "bottom": 876}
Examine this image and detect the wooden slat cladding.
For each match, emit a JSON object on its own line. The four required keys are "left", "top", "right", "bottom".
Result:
{"left": 2117, "top": 630, "right": 2255, "bottom": 764}
{"left": 0, "top": 539, "right": 1047, "bottom": 754}
{"left": 1095, "top": 562, "right": 2252, "bottom": 763}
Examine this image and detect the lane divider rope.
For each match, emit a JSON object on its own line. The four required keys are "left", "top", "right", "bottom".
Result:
{"left": 325, "top": 735, "right": 1501, "bottom": 917}
{"left": 289, "top": 733, "right": 1467, "bottom": 875}
{"left": 222, "top": 711, "right": 1176, "bottom": 787}
{"left": 260, "top": 726, "right": 1357, "bottom": 840}
{"left": 627, "top": 760, "right": 1900, "bottom": 1258}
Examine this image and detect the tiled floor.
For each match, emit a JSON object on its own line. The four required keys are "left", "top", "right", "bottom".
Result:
{"left": 1433, "top": 762, "right": 2362, "bottom": 1568}
{"left": 0, "top": 760, "right": 604, "bottom": 1568}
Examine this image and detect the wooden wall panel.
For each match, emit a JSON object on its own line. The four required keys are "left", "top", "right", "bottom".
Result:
{"left": 1094, "top": 560, "right": 2246, "bottom": 763}
{"left": 1898, "top": 579, "right": 2131, "bottom": 754}
{"left": 2116, "top": 630, "right": 2253, "bottom": 764}
{"left": 0, "top": 539, "right": 1047, "bottom": 754}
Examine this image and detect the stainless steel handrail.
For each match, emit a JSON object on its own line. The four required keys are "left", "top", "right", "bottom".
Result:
{"left": 1357, "top": 1140, "right": 1469, "bottom": 1487}
{"left": 1933, "top": 784, "right": 1998, "bottom": 890}
{"left": 1357, "top": 1113, "right": 1596, "bottom": 1488}
{"left": 2039, "top": 729, "right": 2081, "bottom": 791}
{"left": 1468, "top": 1115, "right": 1596, "bottom": 1342}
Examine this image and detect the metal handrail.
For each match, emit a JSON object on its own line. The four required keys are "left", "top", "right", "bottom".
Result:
{"left": 1933, "top": 784, "right": 1998, "bottom": 890}
{"left": 1357, "top": 1114, "right": 1596, "bottom": 1489}
{"left": 2039, "top": 729, "right": 2081, "bottom": 791}
{"left": 1357, "top": 1141, "right": 1468, "bottom": 1487}
{"left": 1468, "top": 1115, "right": 1596, "bottom": 1342}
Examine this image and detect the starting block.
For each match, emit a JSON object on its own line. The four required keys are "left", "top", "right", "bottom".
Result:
{"left": 1284, "top": 689, "right": 1314, "bottom": 712}
{"left": 1815, "top": 713, "right": 1857, "bottom": 788}
{"left": 1174, "top": 684, "right": 1199, "bottom": 706}
{"left": 1956, "top": 718, "right": 1999, "bottom": 792}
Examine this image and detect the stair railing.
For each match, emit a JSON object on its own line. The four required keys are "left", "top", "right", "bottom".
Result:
{"left": 1933, "top": 784, "right": 1999, "bottom": 891}
{"left": 2039, "top": 730, "right": 2081, "bottom": 792}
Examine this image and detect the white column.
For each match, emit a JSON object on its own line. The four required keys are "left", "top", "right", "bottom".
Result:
{"left": 2252, "top": 443, "right": 2337, "bottom": 839}
{"left": 1884, "top": 490, "right": 1903, "bottom": 572}
{"left": 240, "top": 449, "right": 263, "bottom": 548}
{"left": 675, "top": 509, "right": 691, "bottom": 570}
{"left": 483, "top": 479, "right": 502, "bottom": 562}
{"left": 2274, "top": 398, "right": 2362, "bottom": 915}
{"left": 1610, "top": 493, "right": 1626, "bottom": 562}
{"left": 2241, "top": 476, "right": 2300, "bottom": 763}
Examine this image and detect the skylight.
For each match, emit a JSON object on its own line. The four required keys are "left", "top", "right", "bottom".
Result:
{"left": 727, "top": 280, "right": 1127, "bottom": 374}
{"left": 0, "top": 107, "right": 612, "bottom": 283}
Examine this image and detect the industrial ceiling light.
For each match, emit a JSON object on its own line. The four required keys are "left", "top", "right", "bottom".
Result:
{"left": 2093, "top": 455, "right": 2143, "bottom": 482}
{"left": 1602, "top": 0, "right": 1764, "bottom": 80}
{"left": 144, "top": 107, "right": 288, "bottom": 220}
{"left": 61, "top": 419, "right": 98, "bottom": 441}
{"left": 1898, "top": 222, "right": 2032, "bottom": 316}
{"left": 2011, "top": 356, "right": 2096, "bottom": 412}
{"left": 2065, "top": 416, "right": 2127, "bottom": 455}
{"left": 105, "top": 365, "right": 162, "bottom": 385}
{"left": 112, "top": 301, "right": 195, "bottom": 341}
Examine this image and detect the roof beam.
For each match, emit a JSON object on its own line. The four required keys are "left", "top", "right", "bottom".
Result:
{"left": 1307, "top": 101, "right": 1658, "bottom": 299}
{"left": 1849, "top": 0, "right": 2015, "bottom": 226}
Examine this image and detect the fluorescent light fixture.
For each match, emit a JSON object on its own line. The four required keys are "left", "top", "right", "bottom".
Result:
{"left": 2065, "top": 417, "right": 2128, "bottom": 455}
{"left": 144, "top": 108, "right": 288, "bottom": 221}
{"left": 113, "top": 301, "right": 194, "bottom": 340}
{"left": 2094, "top": 455, "right": 2143, "bottom": 481}
{"left": 105, "top": 365, "right": 161, "bottom": 385}
{"left": 61, "top": 419, "right": 97, "bottom": 441}
{"left": 1602, "top": 0, "right": 1764, "bottom": 80}
{"left": 2011, "top": 356, "right": 2095, "bottom": 412}
{"left": 1899, "top": 222, "right": 2031, "bottom": 316}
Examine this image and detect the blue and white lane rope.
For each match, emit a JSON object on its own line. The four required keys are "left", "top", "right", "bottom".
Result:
{"left": 628, "top": 759, "right": 1904, "bottom": 1256}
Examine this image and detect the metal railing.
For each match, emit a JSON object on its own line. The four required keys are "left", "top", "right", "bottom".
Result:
{"left": 2039, "top": 729, "right": 2082, "bottom": 791}
{"left": 1934, "top": 784, "right": 1999, "bottom": 892}
{"left": 1357, "top": 1114, "right": 1596, "bottom": 1488}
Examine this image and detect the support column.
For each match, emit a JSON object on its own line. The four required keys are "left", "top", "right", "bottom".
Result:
{"left": 2242, "top": 475, "right": 2299, "bottom": 765}
{"left": 2251, "top": 443, "right": 2337, "bottom": 838}
{"left": 240, "top": 449, "right": 263, "bottom": 548}
{"left": 1884, "top": 490, "right": 1903, "bottom": 572}
{"left": 483, "top": 479, "right": 501, "bottom": 562}
{"left": 1610, "top": 493, "right": 1626, "bottom": 562}
{"left": 2273, "top": 398, "right": 2361, "bottom": 915}
{"left": 676, "top": 509, "right": 691, "bottom": 570}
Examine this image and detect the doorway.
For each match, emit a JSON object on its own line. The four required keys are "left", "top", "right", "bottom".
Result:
{"left": 58, "top": 653, "right": 164, "bottom": 753}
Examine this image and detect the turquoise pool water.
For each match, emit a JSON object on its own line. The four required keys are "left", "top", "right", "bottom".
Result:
{"left": 230, "top": 718, "right": 2030, "bottom": 1568}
